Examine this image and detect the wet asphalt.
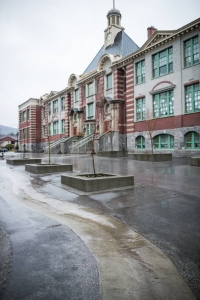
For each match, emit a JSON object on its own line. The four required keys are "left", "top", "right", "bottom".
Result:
{"left": 0, "top": 152, "right": 200, "bottom": 299}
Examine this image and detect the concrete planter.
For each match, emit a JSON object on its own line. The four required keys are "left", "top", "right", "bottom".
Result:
{"left": 6, "top": 158, "right": 42, "bottom": 165}
{"left": 97, "top": 151, "right": 128, "bottom": 158}
{"left": 191, "top": 157, "right": 200, "bottom": 167}
{"left": 25, "top": 164, "right": 73, "bottom": 174}
{"left": 130, "top": 153, "right": 172, "bottom": 162}
{"left": 61, "top": 173, "right": 134, "bottom": 193}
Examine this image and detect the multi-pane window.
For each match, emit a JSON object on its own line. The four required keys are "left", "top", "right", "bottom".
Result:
{"left": 74, "top": 89, "right": 79, "bottom": 102}
{"left": 88, "top": 103, "right": 94, "bottom": 117}
{"left": 184, "top": 36, "right": 199, "bottom": 67}
{"left": 136, "top": 60, "right": 145, "bottom": 84}
{"left": 106, "top": 74, "right": 112, "bottom": 89}
{"left": 184, "top": 131, "right": 200, "bottom": 149}
{"left": 27, "top": 109, "right": 30, "bottom": 120}
{"left": 61, "top": 97, "right": 65, "bottom": 111}
{"left": 53, "top": 99, "right": 58, "bottom": 113}
{"left": 48, "top": 103, "right": 51, "bottom": 115}
{"left": 53, "top": 121, "right": 58, "bottom": 135}
{"left": 61, "top": 120, "right": 65, "bottom": 133}
{"left": 86, "top": 124, "right": 95, "bottom": 135}
{"left": 88, "top": 82, "right": 93, "bottom": 97}
{"left": 136, "top": 136, "right": 145, "bottom": 149}
{"left": 23, "top": 128, "right": 26, "bottom": 139}
{"left": 43, "top": 126, "right": 46, "bottom": 137}
{"left": 83, "top": 106, "right": 86, "bottom": 118}
{"left": 136, "top": 98, "right": 146, "bottom": 121}
{"left": 153, "top": 134, "right": 174, "bottom": 149}
{"left": 27, "top": 127, "right": 30, "bottom": 138}
{"left": 48, "top": 124, "right": 51, "bottom": 136}
{"left": 97, "top": 80, "right": 100, "bottom": 93}
{"left": 74, "top": 113, "right": 77, "bottom": 121}
{"left": 23, "top": 111, "right": 26, "bottom": 122}
{"left": 185, "top": 83, "right": 200, "bottom": 113}
{"left": 152, "top": 47, "right": 173, "bottom": 78}
{"left": 153, "top": 90, "right": 174, "bottom": 118}
{"left": 43, "top": 107, "right": 45, "bottom": 119}
{"left": 20, "top": 113, "right": 23, "bottom": 123}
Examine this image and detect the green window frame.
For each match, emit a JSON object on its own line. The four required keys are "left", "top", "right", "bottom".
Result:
{"left": 136, "top": 98, "right": 146, "bottom": 121}
{"left": 153, "top": 134, "right": 174, "bottom": 149}
{"left": 53, "top": 99, "right": 58, "bottom": 113}
{"left": 43, "top": 126, "right": 46, "bottom": 137}
{"left": 184, "top": 131, "right": 200, "bottom": 149}
{"left": 53, "top": 121, "right": 59, "bottom": 135}
{"left": 153, "top": 90, "right": 174, "bottom": 118}
{"left": 74, "top": 89, "right": 79, "bottom": 102}
{"left": 136, "top": 60, "right": 145, "bottom": 84}
{"left": 88, "top": 103, "right": 94, "bottom": 117}
{"left": 48, "top": 103, "right": 51, "bottom": 115}
{"left": 136, "top": 136, "right": 145, "bottom": 149}
{"left": 61, "top": 97, "right": 65, "bottom": 111}
{"left": 61, "top": 120, "right": 65, "bottom": 133}
{"left": 88, "top": 82, "right": 93, "bottom": 97}
{"left": 152, "top": 47, "right": 173, "bottom": 78}
{"left": 185, "top": 83, "right": 200, "bottom": 113}
{"left": 106, "top": 74, "right": 112, "bottom": 89}
{"left": 184, "top": 36, "right": 199, "bottom": 67}
{"left": 27, "top": 109, "right": 30, "bottom": 120}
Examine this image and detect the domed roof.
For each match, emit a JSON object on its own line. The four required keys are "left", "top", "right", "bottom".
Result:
{"left": 107, "top": 8, "right": 121, "bottom": 18}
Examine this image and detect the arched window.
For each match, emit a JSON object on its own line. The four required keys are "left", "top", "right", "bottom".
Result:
{"left": 136, "top": 136, "right": 145, "bottom": 149}
{"left": 105, "top": 103, "right": 110, "bottom": 113}
{"left": 153, "top": 134, "right": 174, "bottom": 149}
{"left": 184, "top": 131, "right": 200, "bottom": 149}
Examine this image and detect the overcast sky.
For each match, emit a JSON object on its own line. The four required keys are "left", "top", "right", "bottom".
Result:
{"left": 0, "top": 0, "right": 200, "bottom": 128}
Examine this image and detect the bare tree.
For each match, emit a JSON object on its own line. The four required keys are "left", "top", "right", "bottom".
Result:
{"left": 46, "top": 114, "right": 58, "bottom": 165}
{"left": 90, "top": 97, "right": 105, "bottom": 176}
{"left": 145, "top": 108, "right": 157, "bottom": 155}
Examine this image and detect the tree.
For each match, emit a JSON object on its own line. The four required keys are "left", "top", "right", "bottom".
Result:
{"left": 46, "top": 114, "right": 58, "bottom": 165}
{"left": 145, "top": 108, "right": 157, "bottom": 155}
{"left": 90, "top": 97, "right": 105, "bottom": 176}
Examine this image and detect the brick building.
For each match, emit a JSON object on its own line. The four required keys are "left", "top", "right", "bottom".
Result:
{"left": 18, "top": 5, "right": 200, "bottom": 156}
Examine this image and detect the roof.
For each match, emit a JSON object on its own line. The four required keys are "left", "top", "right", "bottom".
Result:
{"left": 83, "top": 31, "right": 139, "bottom": 75}
{"left": 107, "top": 8, "right": 121, "bottom": 17}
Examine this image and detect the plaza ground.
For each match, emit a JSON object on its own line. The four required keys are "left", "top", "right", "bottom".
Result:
{"left": 0, "top": 153, "right": 199, "bottom": 300}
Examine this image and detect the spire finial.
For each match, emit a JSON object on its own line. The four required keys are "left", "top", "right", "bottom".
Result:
{"left": 113, "top": 0, "right": 115, "bottom": 9}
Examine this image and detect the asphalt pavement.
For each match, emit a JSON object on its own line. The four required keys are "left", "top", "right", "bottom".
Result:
{"left": 0, "top": 152, "right": 200, "bottom": 300}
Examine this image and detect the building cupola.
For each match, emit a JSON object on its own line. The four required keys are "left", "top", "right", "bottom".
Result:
{"left": 104, "top": 1, "right": 124, "bottom": 49}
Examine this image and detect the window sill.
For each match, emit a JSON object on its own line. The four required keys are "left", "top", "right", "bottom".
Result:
{"left": 152, "top": 71, "right": 174, "bottom": 80}
{"left": 184, "top": 111, "right": 200, "bottom": 114}
{"left": 106, "top": 88, "right": 113, "bottom": 91}
{"left": 135, "top": 81, "right": 146, "bottom": 86}
{"left": 183, "top": 62, "right": 200, "bottom": 70}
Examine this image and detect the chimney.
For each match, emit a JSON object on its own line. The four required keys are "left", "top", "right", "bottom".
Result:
{"left": 147, "top": 26, "right": 157, "bottom": 39}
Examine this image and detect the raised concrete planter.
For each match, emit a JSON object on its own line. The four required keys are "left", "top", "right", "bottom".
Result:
{"left": 6, "top": 158, "right": 42, "bottom": 165}
{"left": 97, "top": 151, "right": 128, "bottom": 158}
{"left": 191, "top": 157, "right": 200, "bottom": 167}
{"left": 61, "top": 173, "right": 134, "bottom": 193}
{"left": 130, "top": 153, "right": 172, "bottom": 162}
{"left": 25, "top": 164, "right": 73, "bottom": 174}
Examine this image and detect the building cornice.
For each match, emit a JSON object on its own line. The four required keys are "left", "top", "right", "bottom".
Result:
{"left": 78, "top": 70, "right": 106, "bottom": 85}
{"left": 111, "top": 17, "right": 200, "bottom": 70}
